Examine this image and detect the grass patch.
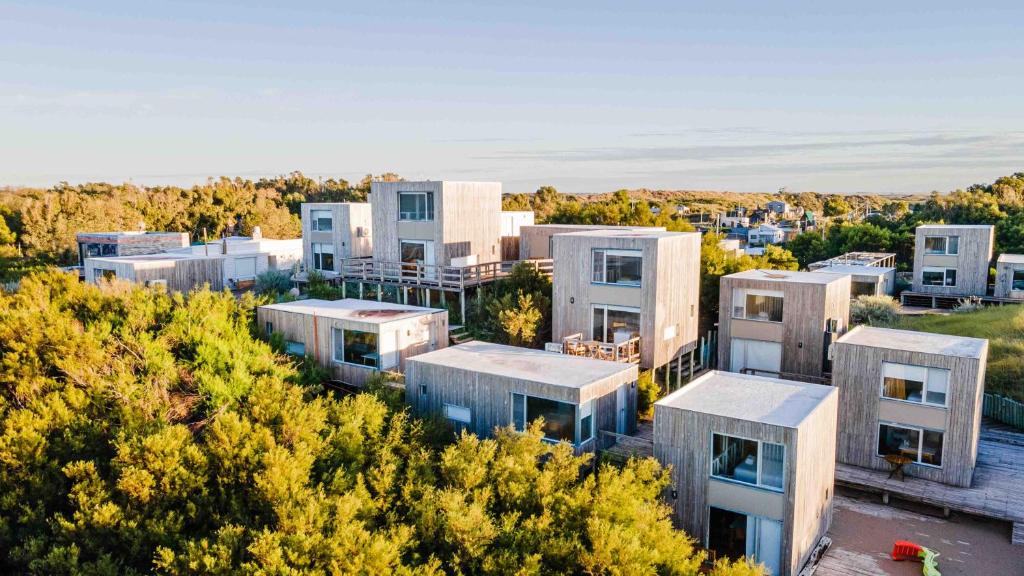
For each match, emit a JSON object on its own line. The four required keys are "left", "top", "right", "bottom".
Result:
{"left": 899, "top": 305, "right": 1024, "bottom": 402}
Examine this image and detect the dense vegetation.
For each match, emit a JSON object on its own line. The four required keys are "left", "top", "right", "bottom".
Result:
{"left": 0, "top": 272, "right": 761, "bottom": 575}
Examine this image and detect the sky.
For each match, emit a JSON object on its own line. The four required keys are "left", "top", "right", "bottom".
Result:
{"left": 1, "top": 1, "right": 1023, "bottom": 194}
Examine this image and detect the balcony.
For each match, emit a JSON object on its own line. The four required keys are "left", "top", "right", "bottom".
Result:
{"left": 549, "top": 333, "right": 641, "bottom": 364}
{"left": 296, "top": 257, "right": 553, "bottom": 290}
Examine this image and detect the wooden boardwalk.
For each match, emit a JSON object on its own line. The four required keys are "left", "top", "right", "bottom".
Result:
{"left": 835, "top": 420, "right": 1024, "bottom": 544}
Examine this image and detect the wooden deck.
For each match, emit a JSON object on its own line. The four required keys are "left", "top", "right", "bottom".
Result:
{"left": 598, "top": 420, "right": 654, "bottom": 462}
{"left": 835, "top": 420, "right": 1024, "bottom": 544}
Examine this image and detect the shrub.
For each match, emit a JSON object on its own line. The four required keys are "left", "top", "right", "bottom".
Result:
{"left": 954, "top": 295, "right": 985, "bottom": 313}
{"left": 636, "top": 370, "right": 662, "bottom": 420}
{"left": 850, "top": 295, "right": 902, "bottom": 327}
{"left": 255, "top": 269, "right": 293, "bottom": 296}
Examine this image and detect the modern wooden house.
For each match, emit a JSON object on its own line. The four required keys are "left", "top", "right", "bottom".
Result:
{"left": 993, "top": 253, "right": 1024, "bottom": 299}
{"left": 300, "top": 202, "right": 373, "bottom": 277}
{"left": 500, "top": 210, "right": 535, "bottom": 260}
{"left": 169, "top": 234, "right": 302, "bottom": 289}
{"left": 551, "top": 229, "right": 700, "bottom": 372}
{"left": 908, "top": 224, "right": 994, "bottom": 300}
{"left": 256, "top": 298, "right": 448, "bottom": 387}
{"left": 518, "top": 224, "right": 665, "bottom": 260}
{"left": 654, "top": 371, "right": 838, "bottom": 576}
{"left": 84, "top": 253, "right": 224, "bottom": 292}
{"left": 76, "top": 230, "right": 189, "bottom": 266}
{"left": 406, "top": 341, "right": 638, "bottom": 451}
{"left": 832, "top": 326, "right": 988, "bottom": 487}
{"left": 718, "top": 269, "right": 850, "bottom": 381}
{"left": 807, "top": 252, "right": 897, "bottom": 297}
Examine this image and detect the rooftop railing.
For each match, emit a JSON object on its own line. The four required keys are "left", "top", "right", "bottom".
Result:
{"left": 299, "top": 257, "right": 553, "bottom": 290}
{"left": 555, "top": 333, "right": 642, "bottom": 364}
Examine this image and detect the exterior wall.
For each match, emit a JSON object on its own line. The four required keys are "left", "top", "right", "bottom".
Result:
{"left": 994, "top": 259, "right": 1024, "bottom": 299}
{"left": 302, "top": 203, "right": 373, "bottom": 273}
{"left": 831, "top": 339, "right": 988, "bottom": 487}
{"left": 370, "top": 181, "right": 502, "bottom": 267}
{"left": 499, "top": 211, "right": 535, "bottom": 261}
{"left": 85, "top": 257, "right": 225, "bottom": 293}
{"left": 221, "top": 253, "right": 270, "bottom": 285}
{"left": 518, "top": 225, "right": 666, "bottom": 260}
{"left": 77, "top": 232, "right": 190, "bottom": 264}
{"left": 653, "top": 390, "right": 837, "bottom": 576}
{"left": 256, "top": 306, "right": 448, "bottom": 387}
{"left": 406, "top": 358, "right": 638, "bottom": 451}
{"left": 718, "top": 276, "right": 850, "bottom": 379}
{"left": 911, "top": 226, "right": 993, "bottom": 296}
{"left": 552, "top": 233, "right": 700, "bottom": 369}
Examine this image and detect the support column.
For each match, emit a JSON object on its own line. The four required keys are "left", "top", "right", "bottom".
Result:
{"left": 342, "top": 281, "right": 347, "bottom": 299}
{"left": 358, "top": 282, "right": 363, "bottom": 300}
{"left": 459, "top": 291, "right": 466, "bottom": 325}
{"left": 689, "top": 348, "right": 695, "bottom": 379}
{"left": 425, "top": 289, "right": 431, "bottom": 307}
{"left": 676, "top": 352, "right": 682, "bottom": 389}
{"left": 377, "top": 284, "right": 383, "bottom": 302}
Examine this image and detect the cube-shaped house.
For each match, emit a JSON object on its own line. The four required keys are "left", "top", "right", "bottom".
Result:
{"left": 301, "top": 202, "right": 373, "bottom": 277}
{"left": 370, "top": 180, "right": 502, "bottom": 269}
{"left": 911, "top": 224, "right": 994, "bottom": 297}
{"left": 994, "top": 254, "right": 1024, "bottom": 299}
{"left": 816, "top": 264, "right": 895, "bottom": 297}
{"left": 654, "top": 371, "right": 838, "bottom": 576}
{"left": 84, "top": 252, "right": 224, "bottom": 292}
{"left": 551, "top": 229, "right": 701, "bottom": 371}
{"left": 168, "top": 234, "right": 303, "bottom": 289}
{"left": 256, "top": 299, "right": 448, "bottom": 387}
{"left": 407, "top": 341, "right": 639, "bottom": 451}
{"left": 518, "top": 224, "right": 665, "bottom": 260}
{"left": 76, "top": 230, "right": 189, "bottom": 266}
{"left": 832, "top": 326, "right": 988, "bottom": 487}
{"left": 718, "top": 270, "right": 850, "bottom": 381}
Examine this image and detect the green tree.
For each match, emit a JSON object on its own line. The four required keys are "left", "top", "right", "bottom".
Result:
{"left": 497, "top": 291, "right": 543, "bottom": 346}
{"left": 823, "top": 196, "right": 851, "bottom": 217}
{"left": 786, "top": 231, "right": 828, "bottom": 268}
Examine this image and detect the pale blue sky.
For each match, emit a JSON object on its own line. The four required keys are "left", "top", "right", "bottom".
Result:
{"left": 2, "top": 1, "right": 1022, "bottom": 194}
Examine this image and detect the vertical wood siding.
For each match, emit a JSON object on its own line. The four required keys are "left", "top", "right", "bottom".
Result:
{"left": 912, "top": 226, "right": 993, "bottom": 296}
{"left": 993, "top": 259, "right": 1024, "bottom": 298}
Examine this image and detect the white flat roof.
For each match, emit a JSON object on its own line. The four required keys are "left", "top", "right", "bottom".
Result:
{"left": 559, "top": 229, "right": 699, "bottom": 240}
{"left": 407, "top": 341, "right": 636, "bottom": 389}
{"left": 725, "top": 268, "right": 847, "bottom": 285}
{"left": 260, "top": 298, "right": 444, "bottom": 324}
{"left": 997, "top": 253, "right": 1024, "bottom": 264}
{"left": 88, "top": 253, "right": 214, "bottom": 264}
{"left": 525, "top": 224, "right": 664, "bottom": 230}
{"left": 815, "top": 264, "right": 894, "bottom": 277}
{"left": 837, "top": 325, "right": 987, "bottom": 358}
{"left": 656, "top": 370, "right": 835, "bottom": 428}
{"left": 917, "top": 224, "right": 994, "bottom": 230}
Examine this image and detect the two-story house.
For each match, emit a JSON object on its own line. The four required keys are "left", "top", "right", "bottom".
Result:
{"left": 300, "top": 202, "right": 373, "bottom": 277}
{"left": 904, "top": 224, "right": 994, "bottom": 307}
{"left": 654, "top": 371, "right": 838, "bottom": 576}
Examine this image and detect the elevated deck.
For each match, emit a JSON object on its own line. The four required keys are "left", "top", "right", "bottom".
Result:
{"left": 900, "top": 290, "right": 1022, "bottom": 310}
{"left": 548, "top": 333, "right": 642, "bottom": 364}
{"left": 298, "top": 257, "right": 553, "bottom": 291}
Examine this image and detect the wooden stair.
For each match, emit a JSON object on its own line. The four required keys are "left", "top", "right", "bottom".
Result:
{"left": 449, "top": 326, "right": 474, "bottom": 346}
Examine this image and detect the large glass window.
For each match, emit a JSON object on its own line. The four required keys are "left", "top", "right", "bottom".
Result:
{"left": 851, "top": 281, "right": 876, "bottom": 297}
{"left": 711, "top": 434, "right": 784, "bottom": 490}
{"left": 93, "top": 268, "right": 116, "bottom": 282}
{"left": 311, "top": 209, "right": 333, "bottom": 232}
{"left": 511, "top": 393, "right": 577, "bottom": 444}
{"left": 398, "top": 191, "right": 434, "bottom": 221}
{"left": 921, "top": 267, "right": 956, "bottom": 287}
{"left": 80, "top": 242, "right": 117, "bottom": 264}
{"left": 924, "top": 236, "right": 959, "bottom": 255}
{"left": 1013, "top": 270, "right": 1024, "bottom": 291}
{"left": 284, "top": 340, "right": 305, "bottom": 356}
{"left": 592, "top": 305, "right": 640, "bottom": 344}
{"left": 878, "top": 423, "right": 943, "bottom": 467}
{"left": 732, "top": 289, "right": 784, "bottom": 322}
{"left": 332, "top": 327, "right": 379, "bottom": 367}
{"left": 882, "top": 362, "right": 949, "bottom": 407}
{"left": 591, "top": 249, "right": 642, "bottom": 286}
{"left": 312, "top": 243, "right": 334, "bottom": 272}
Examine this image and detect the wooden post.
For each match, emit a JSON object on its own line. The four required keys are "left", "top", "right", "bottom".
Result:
{"left": 358, "top": 282, "right": 363, "bottom": 300}
{"left": 342, "top": 281, "right": 347, "bottom": 299}
{"left": 459, "top": 291, "right": 466, "bottom": 325}
{"left": 689, "top": 348, "right": 695, "bottom": 380}
{"left": 676, "top": 352, "right": 682, "bottom": 388}
{"left": 425, "top": 288, "right": 431, "bottom": 307}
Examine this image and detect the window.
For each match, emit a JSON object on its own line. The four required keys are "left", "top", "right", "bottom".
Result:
{"left": 1013, "top": 270, "right": 1024, "bottom": 291}
{"left": 579, "top": 401, "right": 594, "bottom": 444}
{"left": 444, "top": 403, "right": 471, "bottom": 424}
{"left": 235, "top": 256, "right": 257, "bottom": 279}
{"left": 881, "top": 362, "right": 949, "bottom": 407}
{"left": 284, "top": 340, "right": 305, "bottom": 356}
{"left": 924, "top": 236, "right": 959, "bottom": 255}
{"left": 711, "top": 433, "right": 785, "bottom": 491}
{"left": 851, "top": 281, "right": 876, "bottom": 297}
{"left": 878, "top": 423, "right": 943, "bottom": 467}
{"left": 419, "top": 384, "right": 427, "bottom": 397}
{"left": 732, "top": 288, "right": 784, "bottom": 322}
{"left": 591, "top": 249, "right": 642, "bottom": 286}
{"left": 511, "top": 392, "right": 577, "bottom": 444}
{"left": 80, "top": 242, "right": 117, "bottom": 264}
{"left": 591, "top": 305, "right": 640, "bottom": 344}
{"left": 398, "top": 191, "right": 434, "bottom": 221}
{"left": 332, "top": 327, "right": 379, "bottom": 368}
{"left": 311, "top": 209, "right": 333, "bottom": 232}
{"left": 921, "top": 267, "right": 956, "bottom": 287}
{"left": 93, "top": 268, "right": 116, "bottom": 282}
{"left": 265, "top": 321, "right": 273, "bottom": 335}
{"left": 312, "top": 243, "right": 334, "bottom": 272}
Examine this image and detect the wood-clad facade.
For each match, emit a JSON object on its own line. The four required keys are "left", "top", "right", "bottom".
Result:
{"left": 76, "top": 231, "right": 190, "bottom": 266}
{"left": 406, "top": 341, "right": 638, "bottom": 452}
{"left": 831, "top": 326, "right": 988, "bottom": 487}
{"left": 256, "top": 299, "right": 448, "bottom": 387}
{"left": 84, "top": 254, "right": 225, "bottom": 293}
{"left": 370, "top": 181, "right": 502, "bottom": 267}
{"left": 518, "top": 224, "right": 665, "bottom": 260}
{"left": 301, "top": 202, "right": 373, "bottom": 275}
{"left": 993, "top": 254, "right": 1024, "bottom": 299}
{"left": 551, "top": 230, "right": 700, "bottom": 370}
{"left": 718, "top": 270, "right": 850, "bottom": 381}
{"left": 911, "top": 225, "right": 994, "bottom": 296}
{"left": 653, "top": 371, "right": 838, "bottom": 576}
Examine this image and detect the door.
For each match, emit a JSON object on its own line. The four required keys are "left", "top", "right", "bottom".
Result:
{"left": 379, "top": 330, "right": 399, "bottom": 370}
{"left": 747, "top": 516, "right": 782, "bottom": 576}
{"left": 615, "top": 386, "right": 627, "bottom": 434}
{"left": 730, "top": 338, "right": 782, "bottom": 376}
{"left": 400, "top": 240, "right": 435, "bottom": 280}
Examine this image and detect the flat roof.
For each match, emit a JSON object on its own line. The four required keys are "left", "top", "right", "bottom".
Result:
{"left": 260, "top": 298, "right": 443, "bottom": 324}
{"left": 656, "top": 371, "right": 835, "bottom": 428}
{"left": 725, "top": 268, "right": 848, "bottom": 285}
{"left": 814, "top": 264, "right": 894, "bottom": 277}
{"left": 524, "top": 224, "right": 664, "bottom": 230}
{"left": 917, "top": 224, "right": 994, "bottom": 230}
{"left": 997, "top": 253, "right": 1024, "bottom": 264}
{"left": 837, "top": 326, "right": 987, "bottom": 358}
{"left": 558, "top": 229, "right": 699, "bottom": 240}
{"left": 407, "top": 341, "right": 636, "bottom": 389}
{"left": 76, "top": 231, "right": 186, "bottom": 239}
{"left": 88, "top": 252, "right": 214, "bottom": 264}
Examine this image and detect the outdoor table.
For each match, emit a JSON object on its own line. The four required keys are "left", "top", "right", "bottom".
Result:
{"left": 885, "top": 454, "right": 912, "bottom": 480}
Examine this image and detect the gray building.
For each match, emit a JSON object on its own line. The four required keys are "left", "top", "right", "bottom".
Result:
{"left": 911, "top": 224, "right": 994, "bottom": 297}
{"left": 994, "top": 253, "right": 1024, "bottom": 299}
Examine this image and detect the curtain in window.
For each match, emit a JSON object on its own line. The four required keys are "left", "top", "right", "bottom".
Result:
{"left": 760, "top": 443, "right": 784, "bottom": 489}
